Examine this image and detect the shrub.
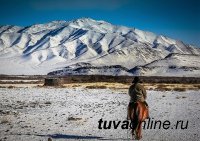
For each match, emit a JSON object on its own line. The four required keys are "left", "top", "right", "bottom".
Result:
{"left": 44, "top": 78, "right": 63, "bottom": 87}
{"left": 173, "top": 87, "right": 186, "bottom": 92}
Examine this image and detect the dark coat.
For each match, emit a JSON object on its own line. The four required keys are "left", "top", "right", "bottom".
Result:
{"left": 128, "top": 83, "right": 147, "bottom": 102}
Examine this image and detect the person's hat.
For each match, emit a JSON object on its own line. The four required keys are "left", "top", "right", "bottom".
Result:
{"left": 132, "top": 76, "right": 140, "bottom": 83}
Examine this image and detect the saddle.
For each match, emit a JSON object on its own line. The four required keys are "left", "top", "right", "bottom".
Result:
{"left": 127, "top": 101, "right": 149, "bottom": 120}
{"left": 129, "top": 101, "right": 149, "bottom": 107}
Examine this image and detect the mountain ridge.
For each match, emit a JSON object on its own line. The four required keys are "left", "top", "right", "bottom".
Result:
{"left": 0, "top": 18, "right": 200, "bottom": 76}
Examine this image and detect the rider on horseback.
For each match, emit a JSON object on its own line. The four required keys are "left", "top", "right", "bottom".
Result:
{"left": 127, "top": 76, "right": 149, "bottom": 120}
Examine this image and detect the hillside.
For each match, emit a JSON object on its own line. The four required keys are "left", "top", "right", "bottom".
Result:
{"left": 0, "top": 18, "right": 200, "bottom": 76}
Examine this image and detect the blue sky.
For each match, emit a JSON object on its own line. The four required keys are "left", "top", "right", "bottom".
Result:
{"left": 0, "top": 0, "right": 200, "bottom": 47}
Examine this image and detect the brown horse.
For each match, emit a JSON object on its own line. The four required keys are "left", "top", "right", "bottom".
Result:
{"left": 129, "top": 101, "right": 149, "bottom": 140}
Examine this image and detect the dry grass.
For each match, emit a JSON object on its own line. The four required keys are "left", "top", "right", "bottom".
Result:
{"left": 149, "top": 83, "right": 200, "bottom": 91}
{"left": 8, "top": 86, "right": 15, "bottom": 89}
{"left": 193, "top": 84, "right": 200, "bottom": 89}
{"left": 63, "top": 82, "right": 200, "bottom": 91}
{"left": 63, "top": 82, "right": 129, "bottom": 90}
{"left": 85, "top": 85, "right": 107, "bottom": 89}
{"left": 0, "top": 116, "right": 11, "bottom": 124}
{"left": 173, "top": 87, "right": 186, "bottom": 92}
{"left": 176, "top": 96, "right": 187, "bottom": 99}
{"left": 44, "top": 101, "right": 52, "bottom": 105}
{"left": 67, "top": 117, "right": 82, "bottom": 121}
{"left": 0, "top": 119, "right": 9, "bottom": 124}
{"left": 1, "top": 81, "right": 200, "bottom": 91}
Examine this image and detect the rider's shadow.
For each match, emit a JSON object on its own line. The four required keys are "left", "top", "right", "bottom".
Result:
{"left": 41, "top": 134, "right": 130, "bottom": 140}
{"left": 13, "top": 133, "right": 131, "bottom": 140}
{"left": 38, "top": 134, "right": 103, "bottom": 139}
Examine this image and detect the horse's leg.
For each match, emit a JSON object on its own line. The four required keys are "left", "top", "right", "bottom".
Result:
{"left": 136, "top": 122, "right": 142, "bottom": 140}
{"left": 136, "top": 107, "right": 143, "bottom": 140}
{"left": 131, "top": 119, "right": 136, "bottom": 139}
{"left": 145, "top": 106, "right": 149, "bottom": 119}
{"left": 130, "top": 108, "right": 137, "bottom": 139}
{"left": 128, "top": 104, "right": 134, "bottom": 120}
{"left": 131, "top": 128, "right": 135, "bottom": 139}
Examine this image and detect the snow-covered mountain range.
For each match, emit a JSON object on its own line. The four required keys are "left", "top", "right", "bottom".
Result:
{"left": 0, "top": 18, "right": 200, "bottom": 76}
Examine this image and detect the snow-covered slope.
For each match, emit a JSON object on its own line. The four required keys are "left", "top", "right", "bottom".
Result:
{"left": 129, "top": 54, "right": 200, "bottom": 77}
{"left": 0, "top": 18, "right": 200, "bottom": 76}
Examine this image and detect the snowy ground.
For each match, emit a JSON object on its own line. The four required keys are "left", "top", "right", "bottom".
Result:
{"left": 0, "top": 87, "right": 199, "bottom": 141}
